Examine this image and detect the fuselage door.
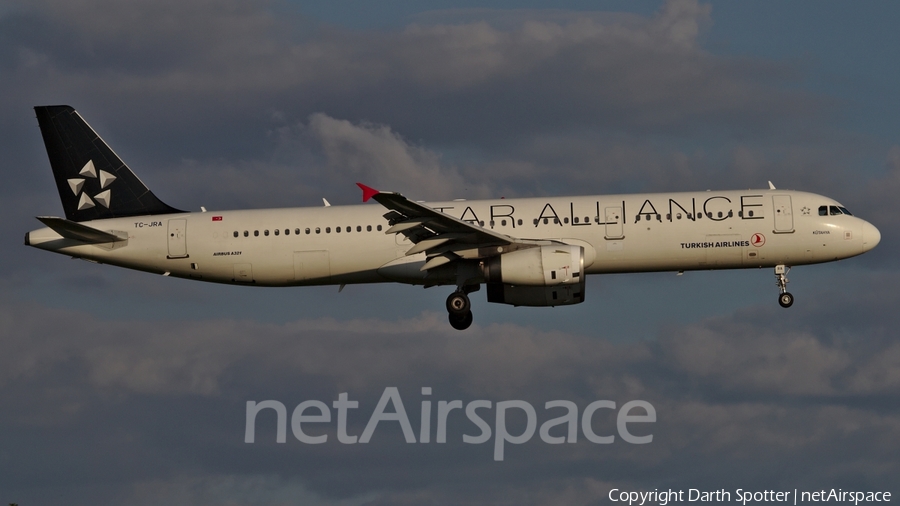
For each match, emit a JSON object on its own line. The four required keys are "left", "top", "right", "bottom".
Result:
{"left": 293, "top": 250, "right": 331, "bottom": 281}
{"left": 233, "top": 263, "right": 253, "bottom": 283}
{"left": 604, "top": 207, "right": 624, "bottom": 239}
{"left": 167, "top": 219, "right": 188, "bottom": 258}
{"left": 772, "top": 195, "right": 794, "bottom": 232}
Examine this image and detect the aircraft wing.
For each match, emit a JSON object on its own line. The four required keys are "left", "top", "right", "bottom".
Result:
{"left": 357, "top": 183, "right": 545, "bottom": 271}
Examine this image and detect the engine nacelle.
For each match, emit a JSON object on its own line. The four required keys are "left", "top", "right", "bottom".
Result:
{"left": 484, "top": 245, "right": 586, "bottom": 307}
{"left": 486, "top": 283, "right": 584, "bottom": 307}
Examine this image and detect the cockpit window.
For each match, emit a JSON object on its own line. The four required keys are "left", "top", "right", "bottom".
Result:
{"left": 821, "top": 205, "right": 853, "bottom": 216}
{"left": 821, "top": 205, "right": 852, "bottom": 216}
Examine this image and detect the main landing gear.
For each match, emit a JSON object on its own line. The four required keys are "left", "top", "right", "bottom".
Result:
{"left": 447, "top": 289, "right": 474, "bottom": 330}
{"left": 775, "top": 264, "right": 794, "bottom": 308}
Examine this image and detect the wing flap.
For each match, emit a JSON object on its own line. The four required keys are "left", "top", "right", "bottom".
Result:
{"left": 405, "top": 235, "right": 462, "bottom": 256}
{"left": 385, "top": 218, "right": 432, "bottom": 234}
{"left": 421, "top": 252, "right": 458, "bottom": 271}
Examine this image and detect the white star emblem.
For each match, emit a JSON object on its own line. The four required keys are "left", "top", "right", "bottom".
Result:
{"left": 70, "top": 160, "right": 114, "bottom": 209}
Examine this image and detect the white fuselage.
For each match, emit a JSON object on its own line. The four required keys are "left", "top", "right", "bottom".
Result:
{"left": 26, "top": 189, "right": 880, "bottom": 287}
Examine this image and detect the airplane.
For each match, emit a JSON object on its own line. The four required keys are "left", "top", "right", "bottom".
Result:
{"left": 25, "top": 105, "right": 881, "bottom": 330}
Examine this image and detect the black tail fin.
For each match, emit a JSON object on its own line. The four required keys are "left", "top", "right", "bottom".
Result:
{"left": 34, "top": 105, "right": 183, "bottom": 222}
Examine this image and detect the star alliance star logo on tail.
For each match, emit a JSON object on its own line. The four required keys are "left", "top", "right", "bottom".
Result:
{"left": 66, "top": 160, "right": 116, "bottom": 210}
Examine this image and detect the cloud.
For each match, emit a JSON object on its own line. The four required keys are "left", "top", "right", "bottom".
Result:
{"left": 2, "top": 0, "right": 899, "bottom": 503}
{"left": 2, "top": 283, "right": 899, "bottom": 503}
{"left": 159, "top": 112, "right": 491, "bottom": 209}
{"left": 2, "top": 0, "right": 820, "bottom": 144}
{"left": 3, "top": 0, "right": 860, "bottom": 209}
{"left": 302, "top": 113, "right": 490, "bottom": 200}
{"left": 662, "top": 322, "right": 851, "bottom": 396}
{"left": 124, "top": 474, "right": 376, "bottom": 506}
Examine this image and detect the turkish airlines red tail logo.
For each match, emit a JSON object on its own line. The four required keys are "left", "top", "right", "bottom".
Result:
{"left": 751, "top": 233, "right": 765, "bottom": 247}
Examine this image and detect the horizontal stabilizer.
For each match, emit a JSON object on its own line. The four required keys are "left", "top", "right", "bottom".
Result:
{"left": 36, "top": 216, "right": 127, "bottom": 244}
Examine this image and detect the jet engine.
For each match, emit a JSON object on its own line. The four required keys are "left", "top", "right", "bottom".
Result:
{"left": 483, "top": 245, "right": 585, "bottom": 307}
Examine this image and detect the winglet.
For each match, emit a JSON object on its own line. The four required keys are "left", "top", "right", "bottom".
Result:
{"left": 356, "top": 183, "right": 380, "bottom": 202}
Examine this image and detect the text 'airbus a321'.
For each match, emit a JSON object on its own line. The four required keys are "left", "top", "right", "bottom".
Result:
{"left": 26, "top": 106, "right": 881, "bottom": 329}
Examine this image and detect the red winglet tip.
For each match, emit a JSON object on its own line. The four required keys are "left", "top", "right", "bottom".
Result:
{"left": 356, "top": 183, "right": 379, "bottom": 202}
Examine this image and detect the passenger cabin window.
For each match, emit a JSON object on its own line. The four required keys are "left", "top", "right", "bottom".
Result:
{"left": 233, "top": 231, "right": 239, "bottom": 237}
{"left": 274, "top": 229, "right": 279, "bottom": 236}
{"left": 367, "top": 225, "right": 372, "bottom": 232}
{"left": 244, "top": 231, "right": 249, "bottom": 237}
{"left": 357, "top": 226, "right": 362, "bottom": 232}
{"left": 254, "top": 230, "right": 259, "bottom": 237}
{"left": 264, "top": 230, "right": 269, "bottom": 236}
{"left": 377, "top": 225, "right": 383, "bottom": 231}
{"left": 518, "top": 219, "right": 523, "bottom": 226}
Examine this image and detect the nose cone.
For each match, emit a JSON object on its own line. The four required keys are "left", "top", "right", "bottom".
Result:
{"left": 862, "top": 221, "right": 881, "bottom": 252}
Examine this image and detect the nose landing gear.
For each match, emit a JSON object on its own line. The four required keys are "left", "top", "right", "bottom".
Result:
{"left": 775, "top": 265, "right": 793, "bottom": 308}
{"left": 446, "top": 288, "right": 475, "bottom": 330}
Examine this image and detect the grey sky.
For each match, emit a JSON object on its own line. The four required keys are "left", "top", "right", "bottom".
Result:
{"left": 2, "top": 0, "right": 898, "bottom": 504}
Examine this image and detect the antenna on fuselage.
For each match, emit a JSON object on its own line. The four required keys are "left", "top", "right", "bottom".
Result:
{"left": 768, "top": 181, "right": 776, "bottom": 190}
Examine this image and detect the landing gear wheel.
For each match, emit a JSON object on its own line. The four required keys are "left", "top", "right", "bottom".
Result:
{"left": 446, "top": 291, "right": 471, "bottom": 315}
{"left": 778, "top": 292, "right": 794, "bottom": 308}
{"left": 449, "top": 311, "right": 473, "bottom": 331}
{"left": 774, "top": 265, "right": 793, "bottom": 309}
